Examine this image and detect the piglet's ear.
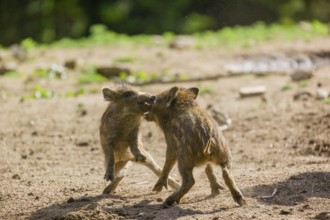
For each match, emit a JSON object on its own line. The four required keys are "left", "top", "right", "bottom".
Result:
{"left": 167, "top": 86, "right": 179, "bottom": 107}
{"left": 187, "top": 87, "right": 199, "bottom": 99}
{"left": 102, "top": 88, "right": 116, "bottom": 101}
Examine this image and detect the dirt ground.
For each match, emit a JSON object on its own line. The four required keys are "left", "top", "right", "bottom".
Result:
{"left": 0, "top": 38, "right": 329, "bottom": 220}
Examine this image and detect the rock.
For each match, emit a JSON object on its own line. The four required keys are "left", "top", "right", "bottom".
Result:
{"left": 293, "top": 91, "right": 313, "bottom": 101}
{"left": 316, "top": 89, "right": 329, "bottom": 100}
{"left": 280, "top": 209, "right": 291, "bottom": 215}
{"left": 12, "top": 174, "right": 21, "bottom": 179}
{"left": 85, "top": 203, "right": 98, "bottom": 210}
{"left": 49, "top": 64, "right": 68, "bottom": 79}
{"left": 76, "top": 141, "right": 89, "bottom": 147}
{"left": 156, "top": 198, "right": 163, "bottom": 202}
{"left": 169, "top": 36, "right": 196, "bottom": 49}
{"left": 10, "top": 44, "right": 27, "bottom": 62}
{"left": 67, "top": 197, "right": 75, "bottom": 203}
{"left": 0, "top": 66, "right": 14, "bottom": 76}
{"left": 96, "top": 66, "right": 131, "bottom": 78}
{"left": 64, "top": 59, "right": 76, "bottom": 69}
{"left": 239, "top": 85, "right": 266, "bottom": 98}
{"left": 291, "top": 70, "right": 313, "bottom": 81}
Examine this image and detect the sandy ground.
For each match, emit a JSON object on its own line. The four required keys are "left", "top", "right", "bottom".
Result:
{"left": 0, "top": 38, "right": 329, "bottom": 220}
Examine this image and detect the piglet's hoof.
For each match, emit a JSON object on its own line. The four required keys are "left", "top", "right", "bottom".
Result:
{"left": 104, "top": 172, "right": 114, "bottom": 182}
{"left": 152, "top": 178, "right": 168, "bottom": 192}
{"left": 135, "top": 153, "right": 146, "bottom": 162}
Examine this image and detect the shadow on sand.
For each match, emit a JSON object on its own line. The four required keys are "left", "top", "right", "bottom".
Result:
{"left": 28, "top": 192, "right": 230, "bottom": 220}
{"left": 243, "top": 171, "right": 330, "bottom": 206}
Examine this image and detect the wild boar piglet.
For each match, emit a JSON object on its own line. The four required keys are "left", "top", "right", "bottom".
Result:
{"left": 144, "top": 86, "right": 246, "bottom": 207}
{"left": 100, "top": 85, "right": 180, "bottom": 194}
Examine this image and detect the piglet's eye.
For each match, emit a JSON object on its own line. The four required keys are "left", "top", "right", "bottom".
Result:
{"left": 122, "top": 91, "right": 134, "bottom": 98}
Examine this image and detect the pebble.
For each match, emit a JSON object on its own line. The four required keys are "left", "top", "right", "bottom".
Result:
{"left": 240, "top": 85, "right": 266, "bottom": 97}
{"left": 67, "top": 197, "right": 75, "bottom": 203}
{"left": 280, "top": 209, "right": 291, "bottom": 215}
{"left": 12, "top": 174, "right": 21, "bottom": 179}
{"left": 291, "top": 70, "right": 313, "bottom": 81}
{"left": 76, "top": 141, "right": 89, "bottom": 147}
{"left": 316, "top": 89, "right": 329, "bottom": 100}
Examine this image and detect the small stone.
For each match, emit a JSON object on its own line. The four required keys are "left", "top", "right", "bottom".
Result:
{"left": 31, "top": 131, "right": 38, "bottom": 136}
{"left": 291, "top": 70, "right": 313, "bottom": 81}
{"left": 293, "top": 91, "right": 313, "bottom": 101}
{"left": 0, "top": 66, "right": 14, "bottom": 75}
{"left": 64, "top": 59, "right": 76, "bottom": 69}
{"left": 169, "top": 36, "right": 196, "bottom": 49}
{"left": 280, "top": 209, "right": 291, "bottom": 215}
{"left": 96, "top": 66, "right": 131, "bottom": 78}
{"left": 239, "top": 85, "right": 266, "bottom": 98}
{"left": 156, "top": 198, "right": 163, "bottom": 202}
{"left": 67, "top": 197, "right": 75, "bottom": 203}
{"left": 76, "top": 141, "right": 89, "bottom": 147}
{"left": 10, "top": 44, "right": 27, "bottom": 61}
{"left": 316, "top": 89, "right": 329, "bottom": 100}
{"left": 21, "top": 154, "right": 27, "bottom": 159}
{"left": 12, "top": 174, "right": 21, "bottom": 179}
{"left": 85, "top": 203, "right": 97, "bottom": 210}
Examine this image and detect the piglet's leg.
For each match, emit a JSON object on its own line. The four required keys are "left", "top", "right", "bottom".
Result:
{"left": 104, "top": 143, "right": 115, "bottom": 182}
{"left": 129, "top": 135, "right": 147, "bottom": 162}
{"left": 205, "top": 164, "right": 224, "bottom": 196}
{"left": 222, "top": 166, "right": 247, "bottom": 206}
{"left": 152, "top": 147, "right": 177, "bottom": 192}
{"left": 103, "top": 161, "right": 129, "bottom": 194}
{"left": 163, "top": 161, "right": 194, "bottom": 208}
{"left": 138, "top": 150, "right": 180, "bottom": 190}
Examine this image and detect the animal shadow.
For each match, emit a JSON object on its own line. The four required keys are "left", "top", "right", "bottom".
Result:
{"left": 28, "top": 194, "right": 107, "bottom": 220}
{"left": 28, "top": 193, "right": 231, "bottom": 220}
{"left": 244, "top": 171, "right": 330, "bottom": 206}
{"left": 107, "top": 198, "right": 233, "bottom": 220}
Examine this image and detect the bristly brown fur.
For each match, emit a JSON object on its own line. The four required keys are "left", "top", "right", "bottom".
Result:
{"left": 144, "top": 86, "right": 246, "bottom": 207}
{"left": 99, "top": 86, "right": 180, "bottom": 194}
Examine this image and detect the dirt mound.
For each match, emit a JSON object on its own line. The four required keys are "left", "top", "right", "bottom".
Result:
{"left": 292, "top": 112, "right": 330, "bottom": 157}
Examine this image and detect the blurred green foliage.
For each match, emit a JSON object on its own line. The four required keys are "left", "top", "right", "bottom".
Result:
{"left": 0, "top": 0, "right": 329, "bottom": 46}
{"left": 78, "top": 67, "right": 108, "bottom": 84}
{"left": 47, "top": 21, "right": 328, "bottom": 49}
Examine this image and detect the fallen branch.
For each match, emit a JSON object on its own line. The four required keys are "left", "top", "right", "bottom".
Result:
{"left": 259, "top": 188, "right": 278, "bottom": 199}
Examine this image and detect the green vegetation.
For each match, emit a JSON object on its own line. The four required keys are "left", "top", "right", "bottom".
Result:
{"left": 78, "top": 68, "right": 108, "bottom": 84}
{"left": 199, "top": 85, "right": 215, "bottom": 95}
{"left": 2, "top": 0, "right": 330, "bottom": 46}
{"left": 33, "top": 85, "right": 53, "bottom": 99}
{"left": 20, "top": 38, "right": 38, "bottom": 50}
{"left": 2, "top": 71, "right": 22, "bottom": 78}
{"left": 13, "top": 21, "right": 327, "bottom": 50}
{"left": 194, "top": 21, "right": 328, "bottom": 49}
{"left": 119, "top": 71, "right": 160, "bottom": 84}
{"left": 322, "top": 97, "right": 330, "bottom": 104}
{"left": 113, "top": 56, "right": 136, "bottom": 63}
{"left": 298, "top": 79, "right": 309, "bottom": 87}
{"left": 282, "top": 82, "right": 293, "bottom": 90}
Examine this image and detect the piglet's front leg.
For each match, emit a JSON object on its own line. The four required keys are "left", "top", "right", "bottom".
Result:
{"left": 153, "top": 147, "right": 177, "bottom": 192}
{"left": 104, "top": 144, "right": 115, "bottom": 182}
{"left": 129, "top": 132, "right": 147, "bottom": 162}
